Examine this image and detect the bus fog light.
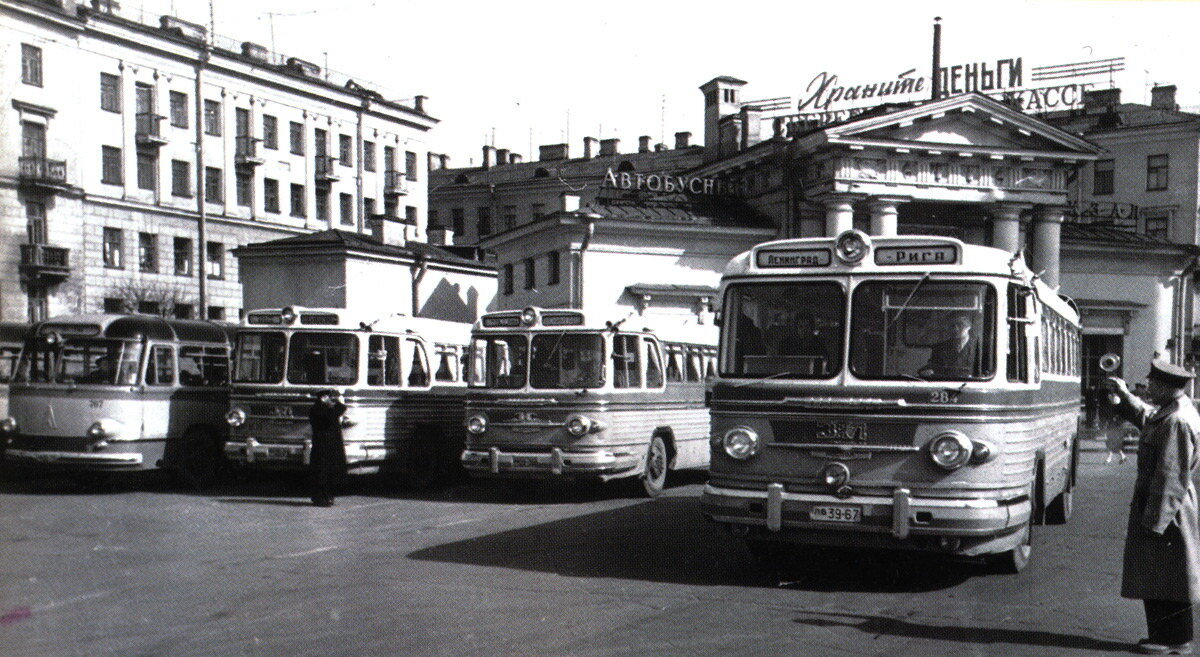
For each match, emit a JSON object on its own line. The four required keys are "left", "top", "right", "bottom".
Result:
{"left": 466, "top": 415, "right": 487, "bottom": 435}
{"left": 723, "top": 427, "right": 760, "bottom": 460}
{"left": 970, "top": 439, "right": 997, "bottom": 464}
{"left": 0, "top": 417, "right": 16, "bottom": 434}
{"left": 225, "top": 408, "right": 247, "bottom": 427}
{"left": 565, "top": 415, "right": 592, "bottom": 436}
{"left": 928, "top": 431, "right": 973, "bottom": 470}
{"left": 87, "top": 419, "right": 124, "bottom": 441}
{"left": 822, "top": 462, "right": 851, "bottom": 488}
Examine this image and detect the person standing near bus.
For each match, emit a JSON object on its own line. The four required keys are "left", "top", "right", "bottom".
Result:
{"left": 1107, "top": 361, "right": 1200, "bottom": 654}
{"left": 308, "top": 389, "right": 347, "bottom": 507}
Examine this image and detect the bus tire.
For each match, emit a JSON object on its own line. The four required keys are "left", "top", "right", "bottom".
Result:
{"left": 1046, "top": 486, "right": 1074, "bottom": 525}
{"left": 989, "top": 523, "right": 1033, "bottom": 574}
{"left": 639, "top": 435, "right": 669, "bottom": 498}
{"left": 401, "top": 427, "right": 444, "bottom": 490}
{"left": 175, "top": 426, "right": 222, "bottom": 489}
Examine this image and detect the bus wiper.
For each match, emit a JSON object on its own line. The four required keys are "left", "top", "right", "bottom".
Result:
{"left": 734, "top": 371, "right": 798, "bottom": 387}
{"left": 893, "top": 271, "right": 932, "bottom": 323}
{"left": 900, "top": 373, "right": 927, "bottom": 383}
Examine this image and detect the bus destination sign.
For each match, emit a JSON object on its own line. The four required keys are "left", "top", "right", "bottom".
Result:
{"left": 874, "top": 245, "right": 958, "bottom": 265}
{"left": 756, "top": 248, "right": 832, "bottom": 268}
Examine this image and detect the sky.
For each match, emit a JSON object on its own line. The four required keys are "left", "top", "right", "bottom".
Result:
{"left": 127, "top": 0, "right": 1200, "bottom": 166}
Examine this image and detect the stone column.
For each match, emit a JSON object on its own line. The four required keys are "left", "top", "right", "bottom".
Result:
{"left": 990, "top": 203, "right": 1030, "bottom": 253}
{"left": 1030, "top": 205, "right": 1065, "bottom": 289}
{"left": 823, "top": 195, "right": 856, "bottom": 236}
{"left": 867, "top": 197, "right": 907, "bottom": 236}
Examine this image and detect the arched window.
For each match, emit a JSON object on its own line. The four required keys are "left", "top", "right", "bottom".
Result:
{"left": 454, "top": 174, "right": 470, "bottom": 184}
{"left": 617, "top": 161, "right": 635, "bottom": 172}
{"left": 533, "top": 167, "right": 550, "bottom": 178}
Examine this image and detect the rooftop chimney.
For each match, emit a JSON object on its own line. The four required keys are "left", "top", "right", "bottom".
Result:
{"left": 509, "top": 153, "right": 523, "bottom": 164}
{"left": 439, "top": 154, "right": 450, "bottom": 169}
{"left": 1151, "top": 84, "right": 1178, "bottom": 111}
{"left": 427, "top": 152, "right": 441, "bottom": 172}
{"left": 539, "top": 143, "right": 569, "bottom": 161}
{"left": 427, "top": 226, "right": 454, "bottom": 246}
{"left": 241, "top": 41, "right": 270, "bottom": 63}
{"left": 583, "top": 137, "right": 599, "bottom": 159}
{"left": 1083, "top": 88, "right": 1121, "bottom": 114}
{"left": 482, "top": 145, "right": 497, "bottom": 169}
{"left": 599, "top": 138, "right": 620, "bottom": 156}
{"left": 654, "top": 143, "right": 666, "bottom": 152}
{"left": 369, "top": 215, "right": 408, "bottom": 247}
{"left": 638, "top": 136, "right": 651, "bottom": 153}
{"left": 414, "top": 95, "right": 427, "bottom": 113}
{"left": 561, "top": 193, "right": 581, "bottom": 212}
{"left": 496, "top": 148, "right": 510, "bottom": 165}
{"left": 674, "top": 131, "right": 691, "bottom": 149}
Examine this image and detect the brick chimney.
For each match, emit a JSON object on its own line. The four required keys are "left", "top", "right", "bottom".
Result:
{"left": 674, "top": 131, "right": 691, "bottom": 149}
{"left": 439, "top": 154, "right": 450, "bottom": 169}
{"left": 1152, "top": 84, "right": 1178, "bottom": 110}
{"left": 369, "top": 215, "right": 408, "bottom": 247}
{"left": 599, "top": 138, "right": 620, "bottom": 156}
{"left": 427, "top": 226, "right": 454, "bottom": 246}
{"left": 496, "top": 148, "right": 510, "bottom": 165}
{"left": 509, "top": 153, "right": 523, "bottom": 164}
{"left": 1083, "top": 88, "right": 1121, "bottom": 114}
{"left": 699, "top": 76, "right": 747, "bottom": 159}
{"left": 482, "top": 145, "right": 496, "bottom": 169}
{"left": 414, "top": 95, "right": 427, "bottom": 113}
{"left": 638, "top": 136, "right": 651, "bottom": 153}
{"left": 539, "top": 143, "right": 569, "bottom": 161}
{"left": 427, "top": 152, "right": 441, "bottom": 172}
{"left": 583, "top": 137, "right": 599, "bottom": 159}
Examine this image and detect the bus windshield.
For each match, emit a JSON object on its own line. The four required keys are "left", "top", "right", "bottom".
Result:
{"left": 286, "top": 332, "right": 359, "bottom": 386}
{"left": 16, "top": 338, "right": 142, "bottom": 385}
{"left": 722, "top": 282, "right": 845, "bottom": 378}
{"left": 233, "top": 331, "right": 286, "bottom": 383}
{"left": 850, "top": 280, "right": 997, "bottom": 381}
{"left": 469, "top": 335, "right": 529, "bottom": 389}
{"left": 530, "top": 332, "right": 605, "bottom": 389}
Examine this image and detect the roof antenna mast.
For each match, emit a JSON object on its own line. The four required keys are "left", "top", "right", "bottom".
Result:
{"left": 931, "top": 16, "right": 943, "bottom": 100}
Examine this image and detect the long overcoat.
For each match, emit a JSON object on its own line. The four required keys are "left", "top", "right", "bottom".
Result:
{"left": 308, "top": 399, "right": 347, "bottom": 488}
{"left": 1119, "top": 392, "right": 1200, "bottom": 602}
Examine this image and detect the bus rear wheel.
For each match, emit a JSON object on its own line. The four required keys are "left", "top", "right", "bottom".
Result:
{"left": 989, "top": 523, "right": 1033, "bottom": 574}
{"left": 639, "top": 436, "right": 668, "bottom": 498}
{"left": 1046, "top": 486, "right": 1074, "bottom": 525}
{"left": 175, "top": 427, "right": 222, "bottom": 489}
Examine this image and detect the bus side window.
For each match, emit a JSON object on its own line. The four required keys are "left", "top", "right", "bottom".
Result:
{"left": 666, "top": 345, "right": 683, "bottom": 382}
{"left": 686, "top": 346, "right": 702, "bottom": 382}
{"left": 406, "top": 338, "right": 430, "bottom": 387}
{"left": 644, "top": 338, "right": 664, "bottom": 388}
{"left": 368, "top": 335, "right": 401, "bottom": 386}
{"left": 435, "top": 347, "right": 458, "bottom": 382}
{"left": 0, "top": 346, "right": 19, "bottom": 383}
{"left": 146, "top": 345, "right": 175, "bottom": 386}
{"left": 179, "top": 346, "right": 228, "bottom": 386}
{"left": 612, "top": 335, "right": 641, "bottom": 388}
{"left": 1007, "top": 284, "right": 1035, "bottom": 384}
{"left": 705, "top": 349, "right": 717, "bottom": 381}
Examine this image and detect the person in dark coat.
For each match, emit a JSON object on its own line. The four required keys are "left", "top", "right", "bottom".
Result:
{"left": 920, "top": 312, "right": 982, "bottom": 379}
{"left": 308, "top": 389, "right": 348, "bottom": 507}
{"left": 1108, "top": 360, "right": 1200, "bottom": 654}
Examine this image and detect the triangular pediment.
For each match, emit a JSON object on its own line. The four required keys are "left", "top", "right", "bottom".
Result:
{"left": 815, "top": 93, "right": 1103, "bottom": 157}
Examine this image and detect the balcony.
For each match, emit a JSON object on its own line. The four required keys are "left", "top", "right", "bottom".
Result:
{"left": 135, "top": 113, "right": 169, "bottom": 146}
{"left": 384, "top": 170, "right": 410, "bottom": 196}
{"left": 18, "top": 156, "right": 70, "bottom": 193}
{"left": 19, "top": 244, "right": 71, "bottom": 284}
{"left": 315, "top": 155, "right": 340, "bottom": 184}
{"left": 235, "top": 136, "right": 265, "bottom": 166}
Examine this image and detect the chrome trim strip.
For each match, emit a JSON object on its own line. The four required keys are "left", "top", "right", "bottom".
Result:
{"left": 6, "top": 449, "right": 142, "bottom": 465}
{"left": 703, "top": 483, "right": 1001, "bottom": 508}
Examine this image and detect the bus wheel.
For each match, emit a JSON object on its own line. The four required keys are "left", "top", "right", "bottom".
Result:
{"left": 1046, "top": 486, "right": 1074, "bottom": 525}
{"left": 176, "top": 427, "right": 221, "bottom": 489}
{"left": 401, "top": 429, "right": 443, "bottom": 490}
{"left": 989, "top": 523, "right": 1033, "bottom": 574}
{"left": 639, "top": 436, "right": 669, "bottom": 498}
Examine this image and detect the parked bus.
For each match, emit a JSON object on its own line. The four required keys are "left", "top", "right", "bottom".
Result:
{"left": 700, "top": 231, "right": 1081, "bottom": 572}
{"left": 1, "top": 315, "right": 234, "bottom": 481}
{"left": 461, "top": 307, "right": 716, "bottom": 496}
{"left": 224, "top": 306, "right": 472, "bottom": 485}
{"left": 0, "top": 323, "right": 27, "bottom": 420}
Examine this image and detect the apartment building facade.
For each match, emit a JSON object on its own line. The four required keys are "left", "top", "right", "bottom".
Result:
{"left": 2, "top": 0, "right": 436, "bottom": 322}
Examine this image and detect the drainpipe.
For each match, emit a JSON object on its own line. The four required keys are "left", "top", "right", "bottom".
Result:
{"left": 571, "top": 219, "right": 594, "bottom": 309}
{"left": 194, "top": 42, "right": 210, "bottom": 316}
{"left": 356, "top": 96, "right": 367, "bottom": 233}
{"left": 411, "top": 254, "right": 428, "bottom": 316}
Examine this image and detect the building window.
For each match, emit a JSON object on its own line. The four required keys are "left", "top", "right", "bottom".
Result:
{"left": 206, "top": 241, "right": 224, "bottom": 280}
{"left": 384, "top": 145, "right": 396, "bottom": 172}
{"left": 203, "top": 100, "right": 221, "bottom": 136}
{"left": 103, "top": 298, "right": 125, "bottom": 314}
{"left": 26, "top": 201, "right": 47, "bottom": 244}
{"left": 405, "top": 150, "right": 418, "bottom": 181}
{"left": 477, "top": 207, "right": 492, "bottom": 236}
{"left": 1147, "top": 154, "right": 1169, "bottom": 191}
{"left": 137, "top": 301, "right": 160, "bottom": 316}
{"left": 262, "top": 115, "right": 278, "bottom": 150}
{"left": 139, "top": 232, "right": 158, "bottom": 273}
{"left": 136, "top": 151, "right": 157, "bottom": 191}
{"left": 28, "top": 288, "right": 48, "bottom": 323}
{"left": 524, "top": 257, "right": 535, "bottom": 290}
{"left": 502, "top": 264, "right": 513, "bottom": 295}
{"left": 452, "top": 208, "right": 465, "bottom": 235}
{"left": 1094, "top": 159, "right": 1114, "bottom": 196}
{"left": 204, "top": 166, "right": 223, "bottom": 204}
{"left": 174, "top": 237, "right": 192, "bottom": 276}
{"left": 406, "top": 206, "right": 417, "bottom": 226}
{"left": 264, "top": 178, "right": 280, "bottom": 213}
{"left": 531, "top": 203, "right": 545, "bottom": 220}
{"left": 207, "top": 306, "right": 225, "bottom": 321}
{"left": 384, "top": 195, "right": 399, "bottom": 219}
{"left": 101, "top": 146, "right": 123, "bottom": 185}
{"left": 236, "top": 171, "right": 252, "bottom": 207}
{"left": 339, "top": 134, "right": 353, "bottom": 167}
{"left": 289, "top": 121, "right": 304, "bottom": 155}
{"left": 340, "top": 193, "right": 354, "bottom": 226}
{"left": 547, "top": 251, "right": 560, "bottom": 285}
{"left": 316, "top": 188, "right": 330, "bottom": 221}
{"left": 100, "top": 73, "right": 121, "bottom": 112}
{"left": 1144, "top": 209, "right": 1172, "bottom": 239}
{"left": 174, "top": 303, "right": 194, "bottom": 319}
{"left": 502, "top": 205, "right": 517, "bottom": 231}
{"left": 363, "top": 198, "right": 376, "bottom": 221}
{"left": 363, "top": 141, "right": 376, "bottom": 171}
{"left": 103, "top": 227, "right": 123, "bottom": 269}
{"left": 21, "top": 44, "right": 42, "bottom": 87}
{"left": 428, "top": 209, "right": 439, "bottom": 228}
{"left": 171, "top": 159, "right": 191, "bottom": 197}
{"left": 290, "top": 183, "right": 306, "bottom": 217}
{"left": 169, "top": 91, "right": 188, "bottom": 128}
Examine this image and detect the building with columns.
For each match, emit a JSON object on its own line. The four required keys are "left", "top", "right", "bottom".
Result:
{"left": 2, "top": 0, "right": 437, "bottom": 323}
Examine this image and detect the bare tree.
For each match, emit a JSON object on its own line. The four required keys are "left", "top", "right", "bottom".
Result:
{"left": 107, "top": 279, "right": 198, "bottom": 318}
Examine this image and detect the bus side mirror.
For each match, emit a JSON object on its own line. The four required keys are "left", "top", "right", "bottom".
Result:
{"left": 713, "top": 311, "right": 723, "bottom": 327}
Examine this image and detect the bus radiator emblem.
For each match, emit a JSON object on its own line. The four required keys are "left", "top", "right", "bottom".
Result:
{"left": 815, "top": 421, "right": 867, "bottom": 444}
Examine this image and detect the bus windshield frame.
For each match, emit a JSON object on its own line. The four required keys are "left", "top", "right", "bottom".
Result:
{"left": 15, "top": 337, "right": 143, "bottom": 386}
{"left": 721, "top": 280, "right": 846, "bottom": 379}
{"left": 233, "top": 331, "right": 287, "bottom": 384}
{"left": 470, "top": 331, "right": 609, "bottom": 390}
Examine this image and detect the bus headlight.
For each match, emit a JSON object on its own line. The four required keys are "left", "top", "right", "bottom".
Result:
{"left": 0, "top": 417, "right": 16, "bottom": 434}
{"left": 928, "top": 431, "right": 973, "bottom": 470}
{"left": 466, "top": 414, "right": 487, "bottom": 434}
{"left": 565, "top": 415, "right": 592, "bottom": 436}
{"left": 722, "top": 427, "right": 761, "bottom": 460}
{"left": 225, "top": 408, "right": 247, "bottom": 427}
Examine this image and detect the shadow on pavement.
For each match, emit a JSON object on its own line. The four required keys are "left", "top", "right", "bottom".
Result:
{"left": 409, "top": 495, "right": 973, "bottom": 592}
{"left": 794, "top": 611, "right": 1131, "bottom": 652}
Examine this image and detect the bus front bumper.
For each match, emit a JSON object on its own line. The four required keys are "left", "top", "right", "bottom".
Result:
{"left": 225, "top": 437, "right": 310, "bottom": 467}
{"left": 461, "top": 446, "right": 639, "bottom": 479}
{"left": 700, "top": 482, "right": 1030, "bottom": 556}
{"left": 5, "top": 448, "right": 144, "bottom": 469}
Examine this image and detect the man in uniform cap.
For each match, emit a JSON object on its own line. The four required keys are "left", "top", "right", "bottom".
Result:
{"left": 307, "top": 389, "right": 348, "bottom": 507}
{"left": 1108, "top": 360, "right": 1200, "bottom": 654}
